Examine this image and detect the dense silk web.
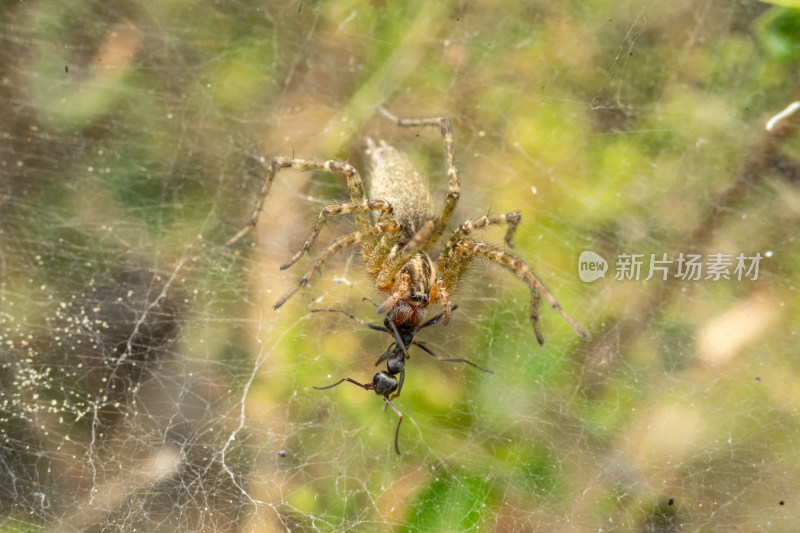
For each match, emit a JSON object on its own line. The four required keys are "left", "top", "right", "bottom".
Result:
{"left": 1, "top": 1, "right": 798, "bottom": 532}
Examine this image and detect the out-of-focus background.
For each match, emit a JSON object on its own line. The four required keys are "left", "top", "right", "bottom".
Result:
{"left": 2, "top": 0, "right": 800, "bottom": 531}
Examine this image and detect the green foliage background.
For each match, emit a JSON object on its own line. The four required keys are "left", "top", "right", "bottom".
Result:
{"left": 2, "top": 0, "right": 800, "bottom": 531}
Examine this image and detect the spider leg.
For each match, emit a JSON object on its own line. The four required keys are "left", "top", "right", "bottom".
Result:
{"left": 429, "top": 278, "right": 452, "bottom": 325}
{"left": 273, "top": 219, "right": 401, "bottom": 309}
{"left": 413, "top": 341, "right": 494, "bottom": 374}
{"left": 375, "top": 219, "right": 435, "bottom": 292}
{"left": 451, "top": 211, "right": 522, "bottom": 248}
{"left": 434, "top": 212, "right": 523, "bottom": 325}
{"left": 417, "top": 304, "right": 459, "bottom": 330}
{"left": 532, "top": 286, "right": 542, "bottom": 347}
{"left": 281, "top": 199, "right": 393, "bottom": 270}
{"left": 366, "top": 230, "right": 401, "bottom": 278}
{"left": 449, "top": 239, "right": 588, "bottom": 344}
{"left": 361, "top": 297, "right": 381, "bottom": 309}
{"left": 374, "top": 272, "right": 411, "bottom": 315}
{"left": 375, "top": 106, "right": 459, "bottom": 250}
{"left": 226, "top": 157, "right": 371, "bottom": 247}
{"left": 438, "top": 211, "right": 522, "bottom": 274}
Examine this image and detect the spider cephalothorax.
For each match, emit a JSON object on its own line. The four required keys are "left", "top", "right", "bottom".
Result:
{"left": 226, "top": 106, "right": 587, "bottom": 345}
{"left": 375, "top": 250, "right": 438, "bottom": 327}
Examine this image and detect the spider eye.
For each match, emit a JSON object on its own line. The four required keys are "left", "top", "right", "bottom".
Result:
{"left": 411, "top": 293, "right": 428, "bottom": 303}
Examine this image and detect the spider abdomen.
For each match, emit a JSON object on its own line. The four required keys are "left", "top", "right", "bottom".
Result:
{"left": 366, "top": 139, "right": 434, "bottom": 242}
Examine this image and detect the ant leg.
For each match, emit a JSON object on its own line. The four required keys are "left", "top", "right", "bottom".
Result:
{"left": 310, "top": 308, "right": 390, "bottom": 334}
{"left": 385, "top": 319, "right": 410, "bottom": 360}
{"left": 389, "top": 369, "right": 405, "bottom": 401}
{"left": 413, "top": 342, "right": 494, "bottom": 374}
{"left": 382, "top": 396, "right": 404, "bottom": 455}
{"left": 313, "top": 377, "right": 373, "bottom": 391}
{"left": 373, "top": 346, "right": 394, "bottom": 367}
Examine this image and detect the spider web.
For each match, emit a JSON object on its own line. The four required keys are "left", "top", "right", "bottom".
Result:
{"left": 2, "top": 1, "right": 799, "bottom": 531}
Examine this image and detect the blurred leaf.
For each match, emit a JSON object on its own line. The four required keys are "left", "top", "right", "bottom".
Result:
{"left": 404, "top": 473, "right": 493, "bottom": 532}
{"left": 758, "top": 0, "right": 800, "bottom": 6}
{"left": 755, "top": 7, "right": 800, "bottom": 61}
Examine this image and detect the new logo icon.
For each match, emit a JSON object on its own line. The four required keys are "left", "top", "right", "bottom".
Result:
{"left": 579, "top": 251, "right": 607, "bottom": 282}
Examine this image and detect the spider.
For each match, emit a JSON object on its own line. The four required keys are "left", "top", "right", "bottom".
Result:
{"left": 226, "top": 106, "right": 588, "bottom": 344}
{"left": 311, "top": 305, "right": 493, "bottom": 454}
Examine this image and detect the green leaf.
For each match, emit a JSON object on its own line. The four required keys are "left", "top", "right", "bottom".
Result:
{"left": 755, "top": 7, "right": 800, "bottom": 60}
{"left": 755, "top": 6, "right": 800, "bottom": 61}
{"left": 758, "top": 0, "right": 800, "bottom": 6}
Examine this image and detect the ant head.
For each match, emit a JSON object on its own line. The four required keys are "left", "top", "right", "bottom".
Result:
{"left": 371, "top": 371, "right": 398, "bottom": 396}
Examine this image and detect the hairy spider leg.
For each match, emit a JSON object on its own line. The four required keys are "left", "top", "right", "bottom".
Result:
{"left": 416, "top": 304, "right": 459, "bottom": 329}
{"left": 281, "top": 199, "right": 393, "bottom": 270}
{"left": 532, "top": 287, "right": 542, "bottom": 344}
{"left": 226, "top": 157, "right": 372, "bottom": 247}
{"left": 375, "top": 106, "right": 460, "bottom": 250}
{"left": 376, "top": 220, "right": 435, "bottom": 294}
{"left": 429, "top": 278, "right": 452, "bottom": 325}
{"left": 448, "top": 211, "right": 521, "bottom": 251}
{"left": 430, "top": 211, "right": 522, "bottom": 325}
{"left": 438, "top": 211, "right": 523, "bottom": 274}
{"left": 273, "top": 220, "right": 401, "bottom": 309}
{"left": 449, "top": 239, "right": 588, "bottom": 345}
{"left": 373, "top": 272, "right": 411, "bottom": 317}
{"left": 365, "top": 228, "right": 401, "bottom": 278}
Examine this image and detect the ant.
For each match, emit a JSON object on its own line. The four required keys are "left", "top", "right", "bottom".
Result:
{"left": 311, "top": 304, "right": 492, "bottom": 454}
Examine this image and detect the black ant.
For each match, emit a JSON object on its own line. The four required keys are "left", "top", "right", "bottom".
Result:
{"left": 311, "top": 305, "right": 492, "bottom": 454}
